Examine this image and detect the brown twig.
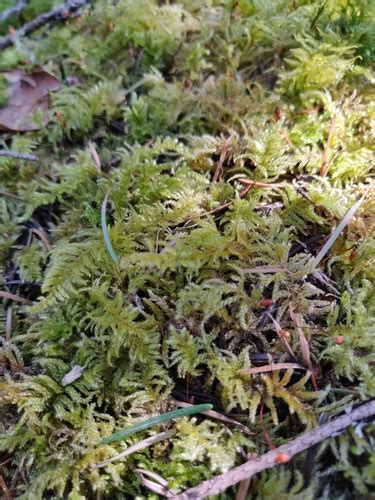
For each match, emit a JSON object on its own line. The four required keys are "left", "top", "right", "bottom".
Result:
{"left": 0, "top": 150, "right": 38, "bottom": 161}
{"left": 0, "top": 0, "right": 87, "bottom": 50}
{"left": 212, "top": 136, "right": 232, "bottom": 183}
{"left": 5, "top": 307, "right": 12, "bottom": 341}
{"left": 0, "top": 191, "right": 22, "bottom": 200}
{"left": 32, "top": 227, "right": 52, "bottom": 251}
{"left": 277, "top": 128, "right": 294, "bottom": 150}
{"left": 0, "top": 0, "right": 27, "bottom": 22}
{"left": 240, "top": 362, "right": 306, "bottom": 376}
{"left": 96, "top": 429, "right": 176, "bottom": 467}
{"left": 173, "top": 399, "right": 375, "bottom": 499}
{"left": 259, "top": 402, "right": 276, "bottom": 451}
{"left": 320, "top": 113, "right": 337, "bottom": 177}
{"left": 0, "top": 290, "right": 33, "bottom": 305}
{"left": 175, "top": 401, "right": 254, "bottom": 436}
{"left": 0, "top": 473, "right": 12, "bottom": 500}
{"left": 237, "top": 178, "right": 285, "bottom": 189}
{"left": 235, "top": 477, "right": 251, "bottom": 500}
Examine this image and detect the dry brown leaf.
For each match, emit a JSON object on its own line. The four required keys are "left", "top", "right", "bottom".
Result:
{"left": 0, "top": 69, "right": 61, "bottom": 131}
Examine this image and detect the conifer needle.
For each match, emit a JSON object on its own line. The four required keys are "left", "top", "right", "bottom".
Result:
{"left": 98, "top": 404, "right": 213, "bottom": 445}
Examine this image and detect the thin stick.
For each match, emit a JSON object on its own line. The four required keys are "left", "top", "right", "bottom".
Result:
{"left": 0, "top": 0, "right": 87, "bottom": 50}
{"left": 235, "top": 477, "right": 251, "bottom": 500}
{"left": 0, "top": 0, "right": 27, "bottom": 22}
{"left": 0, "top": 191, "right": 22, "bottom": 200}
{"left": 212, "top": 136, "right": 232, "bottom": 183}
{"left": 96, "top": 429, "right": 176, "bottom": 467}
{"left": 237, "top": 179, "right": 285, "bottom": 189}
{"left": 0, "top": 150, "right": 38, "bottom": 161}
{"left": 0, "top": 290, "right": 33, "bottom": 305}
{"left": 173, "top": 399, "right": 375, "bottom": 499}
{"left": 0, "top": 473, "right": 12, "bottom": 500}
{"left": 240, "top": 362, "right": 306, "bottom": 376}
{"left": 5, "top": 307, "right": 12, "bottom": 341}
{"left": 32, "top": 227, "right": 52, "bottom": 251}
{"left": 175, "top": 401, "right": 254, "bottom": 436}
{"left": 277, "top": 128, "right": 294, "bottom": 150}
{"left": 320, "top": 113, "right": 337, "bottom": 177}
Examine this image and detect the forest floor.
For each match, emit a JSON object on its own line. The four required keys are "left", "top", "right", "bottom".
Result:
{"left": 0, "top": 1, "right": 374, "bottom": 499}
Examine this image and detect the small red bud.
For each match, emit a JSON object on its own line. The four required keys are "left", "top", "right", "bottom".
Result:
{"left": 275, "top": 453, "right": 290, "bottom": 463}
{"left": 259, "top": 299, "right": 274, "bottom": 308}
{"left": 279, "top": 329, "right": 291, "bottom": 339}
{"left": 274, "top": 107, "right": 283, "bottom": 120}
{"left": 350, "top": 249, "right": 358, "bottom": 260}
{"left": 334, "top": 335, "right": 344, "bottom": 345}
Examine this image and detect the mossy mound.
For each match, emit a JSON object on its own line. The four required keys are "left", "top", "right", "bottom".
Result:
{"left": 0, "top": 1, "right": 374, "bottom": 498}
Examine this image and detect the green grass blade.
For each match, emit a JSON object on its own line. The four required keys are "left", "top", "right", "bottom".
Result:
{"left": 101, "top": 191, "right": 119, "bottom": 264}
{"left": 98, "top": 403, "right": 213, "bottom": 445}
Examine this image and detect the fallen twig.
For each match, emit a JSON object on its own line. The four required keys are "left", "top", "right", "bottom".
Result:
{"left": 173, "top": 399, "right": 375, "bottom": 499}
{"left": 212, "top": 136, "right": 232, "bottom": 183}
{"left": 0, "top": 290, "right": 33, "bottom": 305}
{"left": 240, "top": 362, "right": 306, "bottom": 376}
{"left": 0, "top": 473, "right": 12, "bottom": 500}
{"left": 0, "top": 150, "right": 38, "bottom": 161}
{"left": 32, "top": 227, "right": 52, "bottom": 251}
{"left": 96, "top": 429, "right": 176, "bottom": 467}
{"left": 0, "top": 0, "right": 27, "bottom": 23}
{"left": 0, "top": 0, "right": 87, "bottom": 50}
{"left": 175, "top": 401, "right": 254, "bottom": 436}
{"left": 237, "top": 178, "right": 285, "bottom": 189}
{"left": 136, "top": 468, "right": 177, "bottom": 497}
{"left": 5, "top": 306, "right": 12, "bottom": 341}
{"left": 0, "top": 191, "right": 22, "bottom": 200}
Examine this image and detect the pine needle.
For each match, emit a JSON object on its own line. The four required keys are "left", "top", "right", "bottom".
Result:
{"left": 98, "top": 403, "right": 213, "bottom": 445}
{"left": 312, "top": 194, "right": 366, "bottom": 268}
{"left": 101, "top": 191, "right": 119, "bottom": 264}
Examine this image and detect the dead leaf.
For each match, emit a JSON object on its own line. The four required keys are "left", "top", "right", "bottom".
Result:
{"left": 0, "top": 69, "right": 61, "bottom": 131}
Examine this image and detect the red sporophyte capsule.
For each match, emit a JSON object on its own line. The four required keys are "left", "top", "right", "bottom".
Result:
{"left": 274, "top": 107, "right": 283, "bottom": 120}
{"left": 334, "top": 335, "right": 344, "bottom": 345}
{"left": 275, "top": 453, "right": 291, "bottom": 463}
{"left": 279, "top": 329, "right": 291, "bottom": 339}
{"left": 350, "top": 249, "right": 358, "bottom": 260}
{"left": 259, "top": 299, "right": 274, "bottom": 308}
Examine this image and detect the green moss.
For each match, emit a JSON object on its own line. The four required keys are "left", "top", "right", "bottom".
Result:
{"left": 0, "top": 0, "right": 374, "bottom": 498}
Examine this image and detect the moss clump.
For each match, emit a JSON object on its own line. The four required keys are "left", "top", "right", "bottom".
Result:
{"left": 0, "top": 0, "right": 374, "bottom": 498}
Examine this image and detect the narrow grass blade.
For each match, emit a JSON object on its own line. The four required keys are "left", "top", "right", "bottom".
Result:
{"left": 98, "top": 403, "right": 213, "bottom": 445}
{"left": 101, "top": 191, "right": 119, "bottom": 264}
{"left": 312, "top": 195, "right": 365, "bottom": 268}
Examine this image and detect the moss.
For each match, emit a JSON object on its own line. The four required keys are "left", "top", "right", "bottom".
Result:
{"left": 0, "top": 0, "right": 374, "bottom": 498}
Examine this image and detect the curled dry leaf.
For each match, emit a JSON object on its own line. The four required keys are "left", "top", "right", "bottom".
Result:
{"left": 0, "top": 69, "right": 61, "bottom": 132}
